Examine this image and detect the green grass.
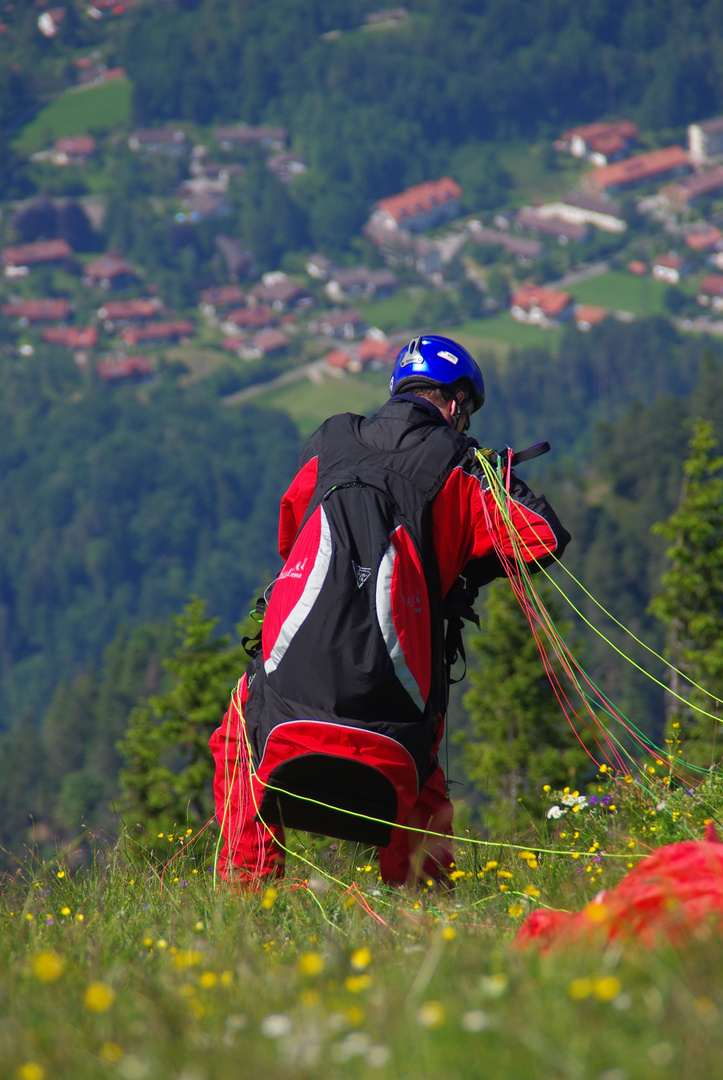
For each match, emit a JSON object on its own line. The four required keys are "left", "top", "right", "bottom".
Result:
{"left": 251, "top": 368, "right": 390, "bottom": 438}
{"left": 163, "top": 346, "right": 233, "bottom": 385}
{"left": 356, "top": 290, "right": 422, "bottom": 333}
{"left": 496, "top": 141, "right": 588, "bottom": 208}
{"left": 565, "top": 271, "right": 670, "bottom": 317}
{"left": 11, "top": 78, "right": 133, "bottom": 155}
{"left": 2, "top": 769, "right": 723, "bottom": 1079}
{"left": 452, "top": 313, "right": 564, "bottom": 355}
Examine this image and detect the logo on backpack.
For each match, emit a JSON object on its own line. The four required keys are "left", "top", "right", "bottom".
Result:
{"left": 352, "top": 561, "right": 371, "bottom": 588}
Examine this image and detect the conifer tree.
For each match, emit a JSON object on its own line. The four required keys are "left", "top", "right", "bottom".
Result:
{"left": 117, "top": 598, "right": 248, "bottom": 838}
{"left": 460, "top": 578, "right": 591, "bottom": 831}
{"left": 649, "top": 419, "right": 723, "bottom": 765}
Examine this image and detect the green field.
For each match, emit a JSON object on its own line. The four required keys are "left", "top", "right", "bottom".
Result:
{"left": 497, "top": 140, "right": 588, "bottom": 208}
{"left": 2, "top": 769, "right": 722, "bottom": 1080}
{"left": 356, "top": 291, "right": 422, "bottom": 334}
{"left": 453, "top": 313, "right": 564, "bottom": 355}
{"left": 247, "top": 367, "right": 391, "bottom": 437}
{"left": 12, "top": 78, "right": 133, "bottom": 155}
{"left": 565, "top": 271, "right": 670, "bottom": 316}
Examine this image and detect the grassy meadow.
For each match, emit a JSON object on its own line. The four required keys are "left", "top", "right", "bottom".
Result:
{"left": 3, "top": 768, "right": 723, "bottom": 1080}
{"left": 564, "top": 272, "right": 670, "bottom": 318}
{"left": 11, "top": 78, "right": 133, "bottom": 156}
{"left": 251, "top": 368, "right": 391, "bottom": 438}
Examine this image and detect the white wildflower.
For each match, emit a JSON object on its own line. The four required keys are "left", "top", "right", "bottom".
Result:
{"left": 365, "top": 1045, "right": 391, "bottom": 1068}
{"left": 546, "top": 805, "right": 566, "bottom": 819}
{"left": 461, "top": 1009, "right": 493, "bottom": 1032}
{"left": 330, "top": 1032, "right": 372, "bottom": 1062}
{"left": 260, "top": 1013, "right": 293, "bottom": 1039}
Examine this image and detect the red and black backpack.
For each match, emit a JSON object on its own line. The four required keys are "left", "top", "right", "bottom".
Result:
{"left": 242, "top": 411, "right": 476, "bottom": 845}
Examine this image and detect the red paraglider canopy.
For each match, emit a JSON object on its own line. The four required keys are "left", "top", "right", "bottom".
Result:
{"left": 517, "top": 822, "right": 723, "bottom": 949}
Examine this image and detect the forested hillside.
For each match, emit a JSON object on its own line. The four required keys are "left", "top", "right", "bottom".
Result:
{"left": 0, "top": 354, "right": 301, "bottom": 723}
{"left": 3, "top": 0, "right": 723, "bottom": 862}
{"left": 110, "top": 0, "right": 723, "bottom": 249}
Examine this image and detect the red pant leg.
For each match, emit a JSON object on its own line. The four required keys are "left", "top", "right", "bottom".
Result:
{"left": 209, "top": 678, "right": 285, "bottom": 885}
{"left": 378, "top": 763, "right": 455, "bottom": 886}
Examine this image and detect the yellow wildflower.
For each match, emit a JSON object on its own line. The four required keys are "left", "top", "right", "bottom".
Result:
{"left": 31, "top": 951, "right": 64, "bottom": 983}
{"left": 568, "top": 976, "right": 594, "bottom": 1000}
{"left": 99, "top": 1044, "right": 124, "bottom": 1064}
{"left": 17, "top": 1063, "right": 45, "bottom": 1080}
{"left": 584, "top": 901, "right": 609, "bottom": 924}
{"left": 346, "top": 1005, "right": 365, "bottom": 1027}
{"left": 416, "top": 1001, "right": 445, "bottom": 1028}
{"left": 83, "top": 981, "right": 116, "bottom": 1013}
{"left": 350, "top": 947, "right": 371, "bottom": 970}
{"left": 297, "top": 952, "right": 324, "bottom": 977}
{"left": 593, "top": 976, "right": 621, "bottom": 1001}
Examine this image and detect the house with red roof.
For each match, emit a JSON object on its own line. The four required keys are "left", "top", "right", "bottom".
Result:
{"left": 42, "top": 326, "right": 99, "bottom": 348}
{"left": 574, "top": 304, "right": 609, "bottom": 332}
{"left": 199, "top": 285, "right": 245, "bottom": 313}
{"left": 324, "top": 348, "right": 351, "bottom": 370}
{"left": 247, "top": 278, "right": 309, "bottom": 310}
{"left": 128, "top": 127, "right": 187, "bottom": 155}
{"left": 83, "top": 254, "right": 138, "bottom": 289}
{"left": 662, "top": 166, "right": 723, "bottom": 211}
{"left": 310, "top": 308, "right": 367, "bottom": 340}
{"left": 239, "top": 328, "right": 290, "bottom": 359}
{"left": 515, "top": 208, "right": 588, "bottom": 244}
{"left": 510, "top": 284, "right": 574, "bottom": 327}
{"left": 369, "top": 178, "right": 462, "bottom": 234}
{"left": 97, "top": 355, "right": 153, "bottom": 382}
{"left": 214, "top": 125, "right": 288, "bottom": 151}
{"left": 221, "top": 306, "right": 275, "bottom": 333}
{"left": 120, "top": 321, "right": 194, "bottom": 346}
{"left": 698, "top": 273, "right": 723, "bottom": 310}
{"left": 53, "top": 136, "right": 96, "bottom": 165}
{"left": 685, "top": 226, "right": 723, "bottom": 252}
{"left": 2, "top": 239, "right": 73, "bottom": 271}
{"left": 97, "top": 299, "right": 163, "bottom": 325}
{"left": 1, "top": 299, "right": 70, "bottom": 322}
{"left": 560, "top": 121, "right": 638, "bottom": 165}
{"left": 652, "top": 254, "right": 686, "bottom": 284}
{"left": 583, "top": 146, "right": 691, "bottom": 196}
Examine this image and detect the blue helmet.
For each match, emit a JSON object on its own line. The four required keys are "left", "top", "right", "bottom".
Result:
{"left": 388, "top": 334, "right": 485, "bottom": 412}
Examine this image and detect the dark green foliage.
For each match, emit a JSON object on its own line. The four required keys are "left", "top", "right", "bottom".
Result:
{"left": 41, "top": 619, "right": 176, "bottom": 839}
{"left": 534, "top": 352, "right": 723, "bottom": 748}
{"left": 460, "top": 579, "right": 591, "bottom": 831}
{"left": 649, "top": 420, "right": 723, "bottom": 765}
{"left": 0, "top": 372, "right": 300, "bottom": 722}
{"left": 105, "top": 0, "right": 723, "bottom": 251}
{"left": 117, "top": 597, "right": 247, "bottom": 835}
